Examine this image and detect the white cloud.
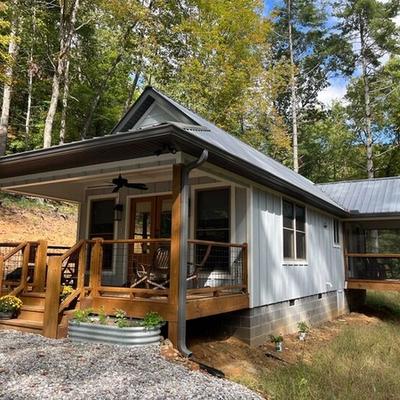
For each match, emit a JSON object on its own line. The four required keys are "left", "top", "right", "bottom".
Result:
{"left": 318, "top": 83, "right": 347, "bottom": 106}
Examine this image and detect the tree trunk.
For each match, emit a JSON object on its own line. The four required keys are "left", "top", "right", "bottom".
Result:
{"left": 25, "top": 7, "right": 37, "bottom": 149}
{"left": 59, "top": 58, "right": 70, "bottom": 144}
{"left": 288, "top": 0, "right": 299, "bottom": 173}
{"left": 360, "top": 19, "right": 374, "bottom": 179}
{"left": 81, "top": 54, "right": 122, "bottom": 139}
{"left": 43, "top": 0, "right": 79, "bottom": 148}
{"left": 0, "top": 3, "right": 18, "bottom": 156}
{"left": 123, "top": 71, "right": 140, "bottom": 115}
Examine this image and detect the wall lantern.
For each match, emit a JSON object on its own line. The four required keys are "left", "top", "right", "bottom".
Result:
{"left": 114, "top": 203, "right": 123, "bottom": 222}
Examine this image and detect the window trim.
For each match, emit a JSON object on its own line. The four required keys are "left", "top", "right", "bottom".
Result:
{"left": 333, "top": 219, "right": 341, "bottom": 247}
{"left": 86, "top": 194, "right": 119, "bottom": 275}
{"left": 282, "top": 198, "right": 307, "bottom": 262}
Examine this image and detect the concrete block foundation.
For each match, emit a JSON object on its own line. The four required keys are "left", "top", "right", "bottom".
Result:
{"left": 224, "top": 290, "right": 349, "bottom": 347}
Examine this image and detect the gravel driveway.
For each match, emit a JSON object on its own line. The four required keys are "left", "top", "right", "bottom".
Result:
{"left": 0, "top": 330, "right": 263, "bottom": 400}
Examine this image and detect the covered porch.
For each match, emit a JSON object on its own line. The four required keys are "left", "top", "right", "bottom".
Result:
{"left": 344, "top": 219, "right": 400, "bottom": 291}
{"left": 0, "top": 154, "right": 250, "bottom": 345}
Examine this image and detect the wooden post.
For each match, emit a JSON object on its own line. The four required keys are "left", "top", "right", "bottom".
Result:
{"left": 0, "top": 255, "right": 4, "bottom": 297}
{"left": 43, "top": 256, "right": 62, "bottom": 338}
{"left": 168, "top": 164, "right": 183, "bottom": 346}
{"left": 33, "top": 240, "right": 48, "bottom": 292}
{"left": 77, "top": 242, "right": 87, "bottom": 297}
{"left": 21, "top": 242, "right": 30, "bottom": 291}
{"left": 89, "top": 238, "right": 103, "bottom": 297}
{"left": 242, "top": 244, "right": 248, "bottom": 293}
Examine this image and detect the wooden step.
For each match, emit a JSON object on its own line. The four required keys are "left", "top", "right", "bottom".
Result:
{"left": 19, "top": 292, "right": 46, "bottom": 307}
{"left": 0, "top": 318, "right": 42, "bottom": 334}
{"left": 18, "top": 305, "right": 44, "bottom": 322}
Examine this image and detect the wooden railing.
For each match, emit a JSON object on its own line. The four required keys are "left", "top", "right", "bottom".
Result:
{"left": 41, "top": 237, "right": 248, "bottom": 338}
{"left": 43, "top": 240, "right": 87, "bottom": 338}
{"left": 87, "top": 238, "right": 248, "bottom": 297}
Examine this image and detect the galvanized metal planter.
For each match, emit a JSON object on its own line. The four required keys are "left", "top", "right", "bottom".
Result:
{"left": 68, "top": 321, "right": 162, "bottom": 346}
{"left": 0, "top": 311, "right": 14, "bottom": 320}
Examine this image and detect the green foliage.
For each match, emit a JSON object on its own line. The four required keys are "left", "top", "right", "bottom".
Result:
{"left": 72, "top": 308, "right": 93, "bottom": 323}
{"left": 297, "top": 321, "right": 310, "bottom": 333}
{"left": 97, "top": 306, "right": 107, "bottom": 325}
{"left": 270, "top": 334, "right": 283, "bottom": 343}
{"left": 0, "top": 295, "right": 22, "bottom": 312}
{"left": 141, "top": 311, "right": 164, "bottom": 329}
{"left": 114, "top": 308, "right": 130, "bottom": 328}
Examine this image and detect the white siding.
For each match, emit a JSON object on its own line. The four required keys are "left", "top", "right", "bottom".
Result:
{"left": 251, "top": 187, "right": 345, "bottom": 307}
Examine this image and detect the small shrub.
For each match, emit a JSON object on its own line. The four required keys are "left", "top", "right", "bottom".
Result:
{"left": 297, "top": 321, "right": 310, "bottom": 333}
{"left": 141, "top": 311, "right": 164, "bottom": 329}
{"left": 73, "top": 308, "right": 93, "bottom": 323}
{"left": 115, "top": 309, "right": 130, "bottom": 328}
{"left": 97, "top": 306, "right": 108, "bottom": 325}
{"left": 0, "top": 295, "right": 22, "bottom": 313}
{"left": 270, "top": 334, "right": 283, "bottom": 343}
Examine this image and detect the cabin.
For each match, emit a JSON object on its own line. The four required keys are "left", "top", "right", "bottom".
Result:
{"left": 0, "top": 87, "right": 399, "bottom": 348}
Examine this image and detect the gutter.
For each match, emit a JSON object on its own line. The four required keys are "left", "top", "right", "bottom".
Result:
{"left": 177, "top": 149, "right": 209, "bottom": 358}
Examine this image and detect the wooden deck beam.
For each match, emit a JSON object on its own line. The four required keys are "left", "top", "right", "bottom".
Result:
{"left": 347, "top": 279, "right": 400, "bottom": 291}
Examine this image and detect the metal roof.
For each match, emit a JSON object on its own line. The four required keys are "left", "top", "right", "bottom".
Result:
{"left": 135, "top": 88, "right": 344, "bottom": 212}
{"left": 318, "top": 177, "right": 400, "bottom": 217}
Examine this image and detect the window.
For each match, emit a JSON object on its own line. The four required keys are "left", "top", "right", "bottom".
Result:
{"left": 195, "top": 187, "right": 230, "bottom": 270}
{"left": 333, "top": 219, "right": 340, "bottom": 246}
{"left": 89, "top": 199, "right": 115, "bottom": 271}
{"left": 283, "top": 199, "right": 306, "bottom": 260}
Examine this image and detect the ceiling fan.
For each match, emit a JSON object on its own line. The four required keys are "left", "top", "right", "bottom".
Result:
{"left": 88, "top": 174, "right": 148, "bottom": 192}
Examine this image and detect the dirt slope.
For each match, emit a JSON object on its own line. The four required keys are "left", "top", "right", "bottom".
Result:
{"left": 0, "top": 195, "right": 78, "bottom": 246}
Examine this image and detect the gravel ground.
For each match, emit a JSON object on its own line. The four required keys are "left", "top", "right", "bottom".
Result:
{"left": 0, "top": 330, "right": 263, "bottom": 400}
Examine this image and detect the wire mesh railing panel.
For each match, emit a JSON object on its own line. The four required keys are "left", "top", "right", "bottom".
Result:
{"left": 187, "top": 241, "right": 245, "bottom": 291}
{"left": 0, "top": 243, "right": 38, "bottom": 284}
{"left": 93, "top": 240, "right": 171, "bottom": 289}
{"left": 348, "top": 256, "right": 400, "bottom": 280}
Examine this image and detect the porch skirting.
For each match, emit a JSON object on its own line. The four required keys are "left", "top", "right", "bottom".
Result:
{"left": 224, "top": 290, "right": 350, "bottom": 347}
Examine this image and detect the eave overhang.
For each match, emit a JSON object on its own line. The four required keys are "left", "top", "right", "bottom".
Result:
{"left": 0, "top": 124, "right": 348, "bottom": 217}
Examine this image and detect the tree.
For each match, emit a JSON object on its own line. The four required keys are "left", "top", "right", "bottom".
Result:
{"left": 335, "top": 0, "right": 400, "bottom": 178}
{"left": 0, "top": 0, "right": 19, "bottom": 156}
{"left": 271, "top": 0, "right": 354, "bottom": 172}
{"left": 43, "top": 0, "right": 80, "bottom": 148}
{"left": 300, "top": 102, "right": 364, "bottom": 182}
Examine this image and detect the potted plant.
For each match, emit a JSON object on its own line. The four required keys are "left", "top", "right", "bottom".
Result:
{"left": 270, "top": 334, "right": 284, "bottom": 352}
{"left": 297, "top": 321, "right": 310, "bottom": 341}
{"left": 0, "top": 295, "right": 23, "bottom": 319}
{"left": 69, "top": 308, "right": 165, "bottom": 346}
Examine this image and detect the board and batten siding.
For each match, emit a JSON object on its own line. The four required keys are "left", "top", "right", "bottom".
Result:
{"left": 250, "top": 187, "right": 345, "bottom": 308}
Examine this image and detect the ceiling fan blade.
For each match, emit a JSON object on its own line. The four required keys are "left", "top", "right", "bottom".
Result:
{"left": 125, "top": 183, "right": 148, "bottom": 190}
{"left": 112, "top": 186, "right": 120, "bottom": 193}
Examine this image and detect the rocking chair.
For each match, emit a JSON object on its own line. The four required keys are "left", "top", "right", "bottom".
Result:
{"left": 131, "top": 246, "right": 170, "bottom": 290}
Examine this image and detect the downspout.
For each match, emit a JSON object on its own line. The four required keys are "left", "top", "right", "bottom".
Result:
{"left": 177, "top": 149, "right": 208, "bottom": 358}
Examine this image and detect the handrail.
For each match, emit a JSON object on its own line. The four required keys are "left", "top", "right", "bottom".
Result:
{"left": 188, "top": 239, "right": 247, "bottom": 248}
{"left": 90, "top": 238, "right": 171, "bottom": 244}
{"left": 60, "top": 239, "right": 85, "bottom": 262}
{"left": 58, "top": 241, "right": 87, "bottom": 312}
{"left": 2, "top": 242, "right": 27, "bottom": 262}
{"left": 9, "top": 242, "right": 31, "bottom": 296}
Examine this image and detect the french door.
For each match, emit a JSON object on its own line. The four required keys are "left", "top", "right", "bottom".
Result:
{"left": 129, "top": 195, "right": 172, "bottom": 284}
{"left": 130, "top": 195, "right": 172, "bottom": 240}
